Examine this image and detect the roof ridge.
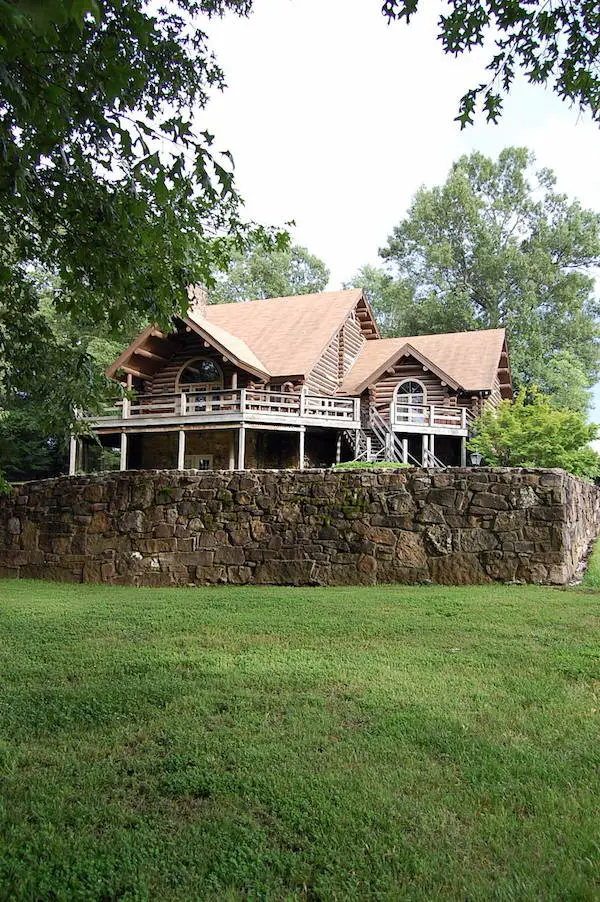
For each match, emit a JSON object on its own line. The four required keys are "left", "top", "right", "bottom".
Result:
{"left": 205, "top": 287, "right": 362, "bottom": 312}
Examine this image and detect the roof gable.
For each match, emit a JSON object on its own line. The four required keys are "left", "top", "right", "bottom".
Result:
{"left": 347, "top": 341, "right": 461, "bottom": 395}
{"left": 105, "top": 291, "right": 510, "bottom": 399}
{"left": 202, "top": 289, "right": 367, "bottom": 378}
{"left": 340, "top": 328, "right": 508, "bottom": 395}
{"left": 184, "top": 312, "right": 269, "bottom": 379}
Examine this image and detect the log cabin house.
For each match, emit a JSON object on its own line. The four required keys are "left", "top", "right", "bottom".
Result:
{"left": 73, "top": 288, "right": 512, "bottom": 472}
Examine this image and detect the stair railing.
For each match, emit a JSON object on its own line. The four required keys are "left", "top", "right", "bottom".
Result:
{"left": 369, "top": 408, "right": 405, "bottom": 463}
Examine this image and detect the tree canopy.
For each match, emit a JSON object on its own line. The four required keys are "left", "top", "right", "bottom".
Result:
{"left": 210, "top": 245, "right": 329, "bottom": 304}
{"left": 0, "top": 0, "right": 289, "bottom": 479}
{"left": 348, "top": 148, "right": 600, "bottom": 410}
{"left": 382, "top": 0, "right": 600, "bottom": 126}
{"left": 0, "top": 0, "right": 279, "bottom": 332}
{"left": 468, "top": 391, "right": 600, "bottom": 477}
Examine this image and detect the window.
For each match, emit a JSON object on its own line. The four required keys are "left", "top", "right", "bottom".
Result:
{"left": 396, "top": 380, "right": 426, "bottom": 405}
{"left": 184, "top": 454, "right": 213, "bottom": 470}
{"left": 395, "top": 379, "right": 427, "bottom": 423}
{"left": 177, "top": 358, "right": 224, "bottom": 413}
{"left": 177, "top": 358, "right": 223, "bottom": 389}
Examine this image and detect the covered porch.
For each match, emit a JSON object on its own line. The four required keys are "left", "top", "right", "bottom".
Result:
{"left": 70, "top": 424, "right": 342, "bottom": 474}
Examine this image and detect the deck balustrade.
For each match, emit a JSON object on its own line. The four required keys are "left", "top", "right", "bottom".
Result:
{"left": 86, "top": 388, "right": 360, "bottom": 426}
{"left": 84, "top": 392, "right": 471, "bottom": 435}
{"left": 391, "top": 401, "right": 470, "bottom": 432}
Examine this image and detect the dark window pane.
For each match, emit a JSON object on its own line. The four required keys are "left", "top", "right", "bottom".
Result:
{"left": 179, "top": 359, "right": 222, "bottom": 385}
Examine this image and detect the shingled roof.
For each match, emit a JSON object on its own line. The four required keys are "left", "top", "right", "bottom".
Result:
{"left": 199, "top": 289, "right": 366, "bottom": 378}
{"left": 339, "top": 328, "right": 509, "bottom": 394}
{"left": 184, "top": 312, "right": 269, "bottom": 379}
{"left": 106, "top": 289, "right": 368, "bottom": 382}
{"left": 106, "top": 289, "right": 510, "bottom": 398}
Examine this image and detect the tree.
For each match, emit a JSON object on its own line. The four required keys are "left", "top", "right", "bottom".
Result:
{"left": 0, "top": 1, "right": 280, "bottom": 330}
{"left": 468, "top": 391, "right": 600, "bottom": 478}
{"left": 360, "top": 148, "right": 600, "bottom": 407}
{"left": 209, "top": 245, "right": 329, "bottom": 304}
{"left": 0, "top": 269, "right": 138, "bottom": 482}
{"left": 343, "top": 265, "right": 414, "bottom": 336}
{"left": 382, "top": 1, "right": 600, "bottom": 126}
{"left": 0, "top": 0, "right": 286, "bottom": 479}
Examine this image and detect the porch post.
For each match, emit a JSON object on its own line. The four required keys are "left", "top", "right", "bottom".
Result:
{"left": 237, "top": 425, "right": 246, "bottom": 470}
{"left": 68, "top": 435, "right": 78, "bottom": 475}
{"left": 461, "top": 437, "right": 467, "bottom": 467}
{"left": 177, "top": 429, "right": 186, "bottom": 469}
{"left": 354, "top": 428, "right": 360, "bottom": 456}
{"left": 300, "top": 385, "right": 307, "bottom": 417}
{"left": 429, "top": 433, "right": 436, "bottom": 463}
{"left": 402, "top": 438, "right": 408, "bottom": 464}
{"left": 299, "top": 427, "right": 305, "bottom": 470}
{"left": 120, "top": 431, "right": 128, "bottom": 471}
{"left": 422, "top": 434, "right": 429, "bottom": 467}
{"left": 228, "top": 431, "right": 236, "bottom": 469}
{"left": 335, "top": 432, "right": 342, "bottom": 464}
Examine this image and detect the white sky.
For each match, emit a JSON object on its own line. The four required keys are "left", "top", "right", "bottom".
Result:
{"left": 200, "top": 0, "right": 600, "bottom": 412}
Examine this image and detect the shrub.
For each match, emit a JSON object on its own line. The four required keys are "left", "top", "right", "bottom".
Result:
{"left": 469, "top": 392, "right": 599, "bottom": 478}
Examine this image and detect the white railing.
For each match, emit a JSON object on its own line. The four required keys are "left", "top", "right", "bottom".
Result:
{"left": 392, "top": 401, "right": 469, "bottom": 430}
{"left": 304, "top": 395, "right": 358, "bottom": 419}
{"left": 122, "top": 390, "right": 243, "bottom": 418}
{"left": 95, "top": 389, "right": 358, "bottom": 424}
{"left": 244, "top": 389, "right": 300, "bottom": 417}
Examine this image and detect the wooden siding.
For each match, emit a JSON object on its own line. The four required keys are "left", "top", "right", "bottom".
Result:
{"left": 488, "top": 375, "right": 503, "bottom": 409}
{"left": 369, "top": 354, "right": 502, "bottom": 419}
{"left": 370, "top": 359, "right": 451, "bottom": 411}
{"left": 355, "top": 296, "right": 379, "bottom": 341}
{"left": 146, "top": 333, "right": 256, "bottom": 395}
{"left": 306, "top": 309, "right": 366, "bottom": 395}
{"left": 306, "top": 331, "right": 339, "bottom": 395}
{"left": 342, "top": 314, "right": 365, "bottom": 375}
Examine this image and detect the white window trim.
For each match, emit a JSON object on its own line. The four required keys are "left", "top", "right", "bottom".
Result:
{"left": 394, "top": 378, "right": 427, "bottom": 404}
{"left": 394, "top": 378, "right": 427, "bottom": 424}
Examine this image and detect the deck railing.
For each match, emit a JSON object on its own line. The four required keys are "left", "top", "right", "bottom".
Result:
{"left": 391, "top": 401, "right": 470, "bottom": 430}
{"left": 93, "top": 389, "right": 360, "bottom": 424}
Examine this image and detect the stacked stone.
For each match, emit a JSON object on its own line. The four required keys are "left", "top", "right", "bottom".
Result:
{"left": 0, "top": 468, "right": 598, "bottom": 587}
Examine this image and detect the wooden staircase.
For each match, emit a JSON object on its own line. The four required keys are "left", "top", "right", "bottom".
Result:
{"left": 343, "top": 407, "right": 447, "bottom": 468}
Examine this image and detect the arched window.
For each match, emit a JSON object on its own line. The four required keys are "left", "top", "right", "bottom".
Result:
{"left": 177, "top": 358, "right": 223, "bottom": 391}
{"left": 396, "top": 379, "right": 426, "bottom": 405}
{"left": 394, "top": 379, "right": 427, "bottom": 424}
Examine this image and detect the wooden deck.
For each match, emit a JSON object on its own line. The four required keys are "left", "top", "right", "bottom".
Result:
{"left": 391, "top": 401, "right": 471, "bottom": 436}
{"left": 82, "top": 389, "right": 361, "bottom": 431}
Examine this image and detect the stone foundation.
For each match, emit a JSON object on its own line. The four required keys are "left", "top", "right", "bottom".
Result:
{"left": 0, "top": 468, "right": 598, "bottom": 587}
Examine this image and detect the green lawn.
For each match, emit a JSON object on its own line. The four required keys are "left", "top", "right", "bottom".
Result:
{"left": 1, "top": 580, "right": 599, "bottom": 901}
{"left": 582, "top": 539, "right": 600, "bottom": 589}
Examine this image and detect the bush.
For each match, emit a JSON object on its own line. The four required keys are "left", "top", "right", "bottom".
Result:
{"left": 469, "top": 392, "right": 600, "bottom": 478}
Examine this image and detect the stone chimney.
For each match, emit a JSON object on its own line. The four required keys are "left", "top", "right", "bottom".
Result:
{"left": 187, "top": 283, "right": 208, "bottom": 318}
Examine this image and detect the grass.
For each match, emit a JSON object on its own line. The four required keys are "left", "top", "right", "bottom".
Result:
{"left": 582, "top": 539, "right": 600, "bottom": 588}
{"left": 0, "top": 580, "right": 599, "bottom": 901}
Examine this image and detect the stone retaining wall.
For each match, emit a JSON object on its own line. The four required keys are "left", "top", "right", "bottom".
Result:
{"left": 0, "top": 468, "right": 599, "bottom": 587}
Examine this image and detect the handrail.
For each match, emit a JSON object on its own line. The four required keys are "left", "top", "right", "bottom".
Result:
{"left": 391, "top": 400, "right": 470, "bottom": 430}
{"left": 89, "top": 388, "right": 359, "bottom": 423}
{"left": 370, "top": 408, "right": 405, "bottom": 463}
